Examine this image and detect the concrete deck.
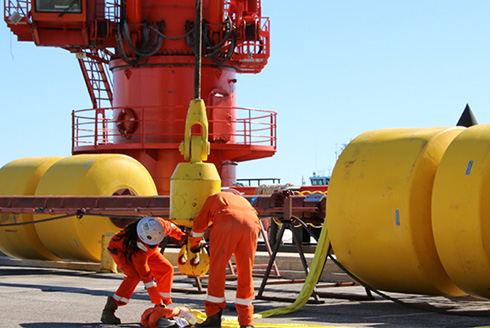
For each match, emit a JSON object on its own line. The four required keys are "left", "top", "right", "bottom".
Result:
{"left": 1, "top": 252, "right": 490, "bottom": 328}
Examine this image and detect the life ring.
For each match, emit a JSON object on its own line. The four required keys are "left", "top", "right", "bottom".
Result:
{"left": 116, "top": 108, "right": 137, "bottom": 137}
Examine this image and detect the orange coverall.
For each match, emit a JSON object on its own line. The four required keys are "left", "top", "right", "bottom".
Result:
{"left": 108, "top": 217, "right": 185, "bottom": 307}
{"left": 190, "top": 192, "right": 261, "bottom": 326}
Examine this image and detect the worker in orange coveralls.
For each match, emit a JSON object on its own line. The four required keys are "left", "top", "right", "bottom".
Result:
{"left": 190, "top": 189, "right": 261, "bottom": 328}
{"left": 100, "top": 216, "right": 186, "bottom": 324}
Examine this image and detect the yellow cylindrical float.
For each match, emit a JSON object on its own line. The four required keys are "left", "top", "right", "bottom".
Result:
{"left": 432, "top": 124, "right": 490, "bottom": 299}
{"left": 34, "top": 154, "right": 157, "bottom": 262}
{"left": 327, "top": 127, "right": 465, "bottom": 296}
{"left": 0, "top": 157, "right": 64, "bottom": 260}
{"left": 170, "top": 162, "right": 221, "bottom": 227}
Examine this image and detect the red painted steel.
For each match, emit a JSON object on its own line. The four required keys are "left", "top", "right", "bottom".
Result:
{"left": 72, "top": 105, "right": 276, "bottom": 194}
{"left": 4, "top": 0, "right": 274, "bottom": 195}
{"left": 0, "top": 194, "right": 324, "bottom": 224}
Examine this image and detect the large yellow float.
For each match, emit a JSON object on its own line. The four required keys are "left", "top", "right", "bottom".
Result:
{"left": 327, "top": 127, "right": 465, "bottom": 296}
{"left": 0, "top": 157, "right": 64, "bottom": 260}
{"left": 33, "top": 154, "right": 157, "bottom": 262}
{"left": 432, "top": 124, "right": 490, "bottom": 298}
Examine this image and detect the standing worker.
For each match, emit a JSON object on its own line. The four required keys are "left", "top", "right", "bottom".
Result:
{"left": 190, "top": 189, "right": 261, "bottom": 328}
{"left": 101, "top": 216, "right": 186, "bottom": 324}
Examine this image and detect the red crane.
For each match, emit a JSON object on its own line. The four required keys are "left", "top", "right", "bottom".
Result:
{"left": 4, "top": 0, "right": 276, "bottom": 195}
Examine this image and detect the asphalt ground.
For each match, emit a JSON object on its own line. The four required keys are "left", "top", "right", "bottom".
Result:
{"left": 1, "top": 262, "right": 490, "bottom": 328}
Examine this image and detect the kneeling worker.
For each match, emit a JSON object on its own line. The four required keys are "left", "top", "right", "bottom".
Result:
{"left": 101, "top": 216, "right": 185, "bottom": 324}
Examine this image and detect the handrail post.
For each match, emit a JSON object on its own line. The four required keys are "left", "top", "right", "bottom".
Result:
{"left": 248, "top": 109, "right": 252, "bottom": 145}
{"left": 71, "top": 111, "right": 75, "bottom": 152}
{"left": 94, "top": 109, "right": 98, "bottom": 147}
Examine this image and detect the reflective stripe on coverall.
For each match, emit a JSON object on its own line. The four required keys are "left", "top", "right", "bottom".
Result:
{"left": 190, "top": 192, "right": 261, "bottom": 326}
{"left": 108, "top": 218, "right": 185, "bottom": 306}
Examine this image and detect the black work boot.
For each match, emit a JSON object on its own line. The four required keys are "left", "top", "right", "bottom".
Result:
{"left": 196, "top": 309, "right": 222, "bottom": 327}
{"left": 100, "top": 295, "right": 121, "bottom": 324}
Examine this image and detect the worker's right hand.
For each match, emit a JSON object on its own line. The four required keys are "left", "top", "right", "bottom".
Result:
{"left": 189, "top": 238, "right": 206, "bottom": 253}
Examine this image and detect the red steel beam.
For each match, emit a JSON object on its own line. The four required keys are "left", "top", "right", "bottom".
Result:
{"left": 0, "top": 194, "right": 325, "bottom": 222}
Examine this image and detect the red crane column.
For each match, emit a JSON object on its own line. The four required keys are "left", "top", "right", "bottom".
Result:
{"left": 5, "top": 0, "right": 274, "bottom": 195}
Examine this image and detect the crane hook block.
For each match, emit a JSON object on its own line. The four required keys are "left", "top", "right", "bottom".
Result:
{"left": 171, "top": 98, "right": 221, "bottom": 227}
{"left": 179, "top": 98, "right": 211, "bottom": 162}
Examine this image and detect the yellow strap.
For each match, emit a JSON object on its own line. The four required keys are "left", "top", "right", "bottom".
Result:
{"left": 189, "top": 225, "right": 339, "bottom": 327}
{"left": 190, "top": 308, "right": 346, "bottom": 328}
{"left": 255, "top": 225, "right": 331, "bottom": 318}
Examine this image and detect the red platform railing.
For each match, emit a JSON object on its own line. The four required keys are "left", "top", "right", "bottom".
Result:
{"left": 72, "top": 105, "right": 277, "bottom": 153}
{"left": 4, "top": 0, "right": 28, "bottom": 18}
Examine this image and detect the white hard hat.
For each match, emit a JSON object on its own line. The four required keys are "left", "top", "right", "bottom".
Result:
{"left": 137, "top": 217, "right": 165, "bottom": 245}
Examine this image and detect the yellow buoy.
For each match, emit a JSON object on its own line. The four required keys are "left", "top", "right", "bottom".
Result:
{"left": 170, "top": 98, "right": 221, "bottom": 227}
{"left": 432, "top": 124, "right": 490, "bottom": 299}
{"left": 0, "top": 157, "right": 64, "bottom": 260}
{"left": 34, "top": 154, "right": 157, "bottom": 262}
{"left": 170, "top": 161, "right": 221, "bottom": 227}
{"left": 327, "top": 127, "right": 465, "bottom": 296}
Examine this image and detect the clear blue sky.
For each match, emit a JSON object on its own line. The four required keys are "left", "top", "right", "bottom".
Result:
{"left": 2, "top": 1, "right": 490, "bottom": 186}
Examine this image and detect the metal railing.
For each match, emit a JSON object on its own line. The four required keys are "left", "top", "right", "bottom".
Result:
{"left": 234, "top": 17, "right": 270, "bottom": 73}
{"left": 4, "top": 0, "right": 30, "bottom": 21}
{"left": 78, "top": 49, "right": 114, "bottom": 109}
{"left": 105, "top": 0, "right": 120, "bottom": 22}
{"left": 72, "top": 105, "right": 277, "bottom": 151}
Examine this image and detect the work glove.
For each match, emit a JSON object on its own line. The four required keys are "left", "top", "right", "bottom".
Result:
{"left": 141, "top": 306, "right": 180, "bottom": 328}
{"left": 179, "top": 234, "right": 188, "bottom": 247}
{"left": 190, "top": 239, "right": 207, "bottom": 253}
{"left": 141, "top": 306, "right": 165, "bottom": 328}
{"left": 141, "top": 306, "right": 195, "bottom": 327}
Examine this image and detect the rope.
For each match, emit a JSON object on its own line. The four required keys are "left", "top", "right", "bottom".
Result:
{"left": 0, "top": 213, "right": 76, "bottom": 227}
{"left": 272, "top": 217, "right": 323, "bottom": 229}
{"left": 0, "top": 212, "right": 141, "bottom": 227}
{"left": 292, "top": 191, "right": 327, "bottom": 196}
